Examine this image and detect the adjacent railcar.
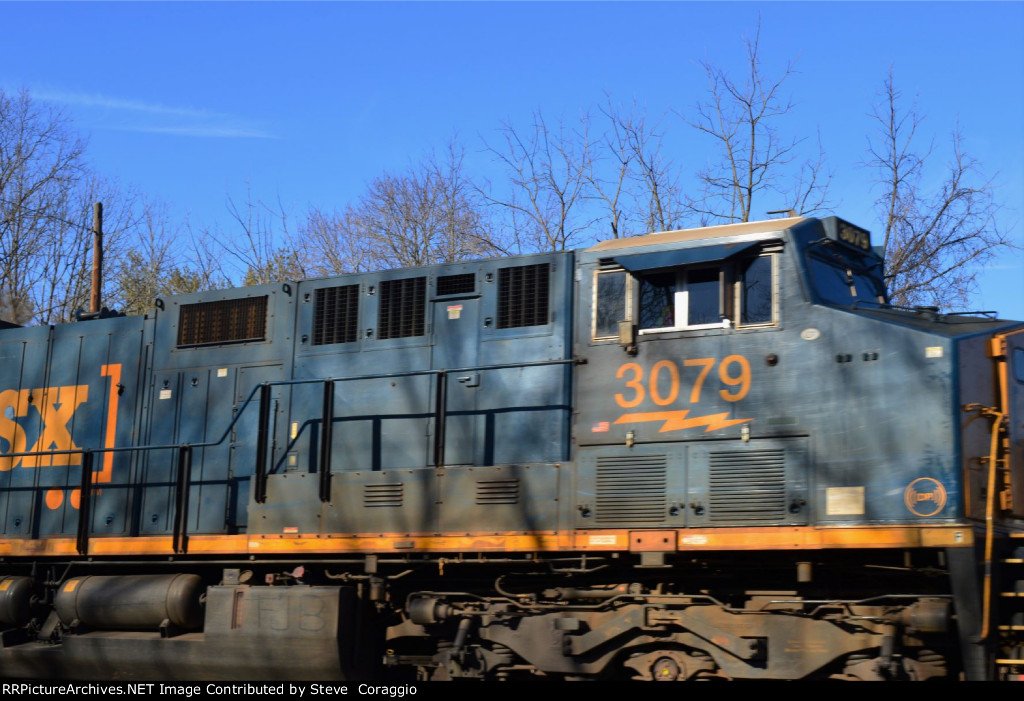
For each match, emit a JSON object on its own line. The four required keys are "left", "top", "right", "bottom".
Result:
{"left": 0, "top": 216, "right": 1021, "bottom": 680}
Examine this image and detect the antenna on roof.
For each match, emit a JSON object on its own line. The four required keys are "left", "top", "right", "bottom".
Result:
{"left": 766, "top": 209, "right": 798, "bottom": 218}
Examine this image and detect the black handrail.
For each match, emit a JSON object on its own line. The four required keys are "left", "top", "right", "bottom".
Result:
{"left": 433, "top": 371, "right": 448, "bottom": 469}
{"left": 76, "top": 451, "right": 94, "bottom": 555}
{"left": 254, "top": 384, "right": 272, "bottom": 504}
{"left": 319, "top": 380, "right": 334, "bottom": 502}
{"left": 3, "top": 356, "right": 580, "bottom": 555}
{"left": 173, "top": 445, "right": 192, "bottom": 555}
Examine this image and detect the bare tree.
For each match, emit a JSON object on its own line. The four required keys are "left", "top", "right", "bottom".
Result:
{"left": 302, "top": 140, "right": 495, "bottom": 275}
{"left": 300, "top": 206, "right": 370, "bottom": 276}
{"left": 481, "top": 110, "right": 592, "bottom": 252}
{"left": 0, "top": 89, "right": 85, "bottom": 323}
{"left": 0, "top": 90, "right": 146, "bottom": 324}
{"left": 584, "top": 97, "right": 690, "bottom": 238}
{"left": 868, "top": 69, "right": 1010, "bottom": 309}
{"left": 622, "top": 106, "right": 688, "bottom": 234}
{"left": 113, "top": 200, "right": 219, "bottom": 315}
{"left": 583, "top": 106, "right": 630, "bottom": 239}
{"left": 218, "top": 187, "right": 305, "bottom": 286}
{"left": 42, "top": 175, "right": 142, "bottom": 321}
{"left": 686, "top": 22, "right": 831, "bottom": 223}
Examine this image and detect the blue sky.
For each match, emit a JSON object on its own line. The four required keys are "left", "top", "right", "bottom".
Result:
{"left": 3, "top": 1, "right": 1022, "bottom": 318}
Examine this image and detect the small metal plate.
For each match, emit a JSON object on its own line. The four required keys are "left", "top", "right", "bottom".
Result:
{"left": 629, "top": 530, "right": 678, "bottom": 552}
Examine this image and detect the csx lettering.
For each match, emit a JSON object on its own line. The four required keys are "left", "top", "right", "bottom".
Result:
{"left": 0, "top": 385, "right": 89, "bottom": 470}
{"left": 614, "top": 356, "right": 751, "bottom": 409}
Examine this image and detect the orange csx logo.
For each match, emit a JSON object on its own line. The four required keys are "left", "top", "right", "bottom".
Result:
{"left": 0, "top": 385, "right": 90, "bottom": 468}
{"left": 904, "top": 477, "right": 947, "bottom": 517}
{"left": 0, "top": 365, "right": 121, "bottom": 509}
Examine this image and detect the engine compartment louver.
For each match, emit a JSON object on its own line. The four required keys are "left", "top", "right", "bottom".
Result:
{"left": 497, "top": 263, "right": 549, "bottom": 329}
{"left": 595, "top": 455, "right": 667, "bottom": 525}
{"left": 313, "top": 284, "right": 359, "bottom": 345}
{"left": 437, "top": 273, "right": 475, "bottom": 296}
{"left": 378, "top": 277, "right": 426, "bottom": 339}
{"left": 475, "top": 479, "right": 520, "bottom": 505}
{"left": 363, "top": 483, "right": 403, "bottom": 508}
{"left": 177, "top": 296, "right": 268, "bottom": 348}
{"left": 708, "top": 449, "right": 786, "bottom": 522}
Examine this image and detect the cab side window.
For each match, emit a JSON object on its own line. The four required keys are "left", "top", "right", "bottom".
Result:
{"left": 589, "top": 249, "right": 778, "bottom": 342}
{"left": 637, "top": 271, "right": 676, "bottom": 330}
{"left": 593, "top": 269, "right": 629, "bottom": 339}
{"left": 638, "top": 266, "right": 724, "bottom": 333}
{"left": 736, "top": 254, "right": 775, "bottom": 326}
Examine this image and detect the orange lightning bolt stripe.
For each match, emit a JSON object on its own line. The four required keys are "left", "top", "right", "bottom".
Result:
{"left": 614, "top": 410, "right": 752, "bottom": 433}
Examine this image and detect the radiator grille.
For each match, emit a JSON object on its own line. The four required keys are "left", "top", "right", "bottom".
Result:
{"left": 497, "top": 263, "right": 549, "bottom": 329}
{"left": 177, "top": 296, "right": 267, "bottom": 348}
{"left": 595, "top": 455, "right": 667, "bottom": 525}
{"left": 437, "top": 273, "right": 475, "bottom": 296}
{"left": 363, "top": 483, "right": 403, "bottom": 508}
{"left": 378, "top": 277, "right": 426, "bottom": 339}
{"left": 313, "top": 285, "right": 359, "bottom": 345}
{"left": 708, "top": 449, "right": 786, "bottom": 522}
{"left": 475, "top": 479, "right": 519, "bottom": 505}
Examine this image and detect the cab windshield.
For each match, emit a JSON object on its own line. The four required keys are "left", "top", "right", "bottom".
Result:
{"left": 807, "top": 243, "right": 887, "bottom": 308}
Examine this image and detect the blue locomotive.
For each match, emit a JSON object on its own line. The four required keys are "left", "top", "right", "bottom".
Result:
{"left": 0, "top": 215, "right": 1020, "bottom": 680}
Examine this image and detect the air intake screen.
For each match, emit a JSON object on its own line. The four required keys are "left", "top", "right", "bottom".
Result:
{"left": 497, "top": 263, "right": 549, "bottom": 328}
{"left": 378, "top": 277, "right": 426, "bottom": 339}
{"left": 363, "top": 483, "right": 403, "bottom": 508}
{"left": 595, "top": 455, "right": 667, "bottom": 525}
{"left": 708, "top": 449, "right": 786, "bottom": 522}
{"left": 475, "top": 479, "right": 520, "bottom": 505}
{"left": 177, "top": 296, "right": 268, "bottom": 348}
{"left": 313, "top": 285, "right": 359, "bottom": 345}
{"left": 437, "top": 273, "right": 475, "bottom": 296}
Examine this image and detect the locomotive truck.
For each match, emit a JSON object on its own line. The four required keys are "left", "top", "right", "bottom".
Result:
{"left": 0, "top": 215, "right": 1021, "bottom": 680}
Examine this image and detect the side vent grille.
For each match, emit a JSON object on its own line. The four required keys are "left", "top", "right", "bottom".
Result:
{"left": 595, "top": 455, "right": 667, "bottom": 525}
{"left": 437, "top": 273, "right": 475, "bottom": 296}
{"left": 497, "top": 263, "right": 549, "bottom": 328}
{"left": 709, "top": 450, "right": 786, "bottom": 522}
{"left": 378, "top": 277, "right": 426, "bottom": 339}
{"left": 363, "top": 483, "right": 403, "bottom": 508}
{"left": 313, "top": 285, "right": 359, "bottom": 345}
{"left": 475, "top": 479, "right": 519, "bottom": 505}
{"left": 177, "top": 296, "right": 268, "bottom": 348}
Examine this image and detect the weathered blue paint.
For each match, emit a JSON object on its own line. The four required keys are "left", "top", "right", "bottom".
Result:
{"left": 0, "top": 216, "right": 1019, "bottom": 542}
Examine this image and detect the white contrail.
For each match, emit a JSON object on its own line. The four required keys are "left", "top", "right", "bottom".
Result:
{"left": 30, "top": 87, "right": 275, "bottom": 139}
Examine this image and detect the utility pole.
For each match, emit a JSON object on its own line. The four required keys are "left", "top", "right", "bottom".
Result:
{"left": 90, "top": 202, "right": 103, "bottom": 313}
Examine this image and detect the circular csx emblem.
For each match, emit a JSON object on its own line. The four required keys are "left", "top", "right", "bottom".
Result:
{"left": 904, "top": 477, "right": 947, "bottom": 517}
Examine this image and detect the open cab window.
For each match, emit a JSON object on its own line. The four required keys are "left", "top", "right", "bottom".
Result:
{"left": 638, "top": 266, "right": 724, "bottom": 333}
{"left": 591, "top": 248, "right": 778, "bottom": 341}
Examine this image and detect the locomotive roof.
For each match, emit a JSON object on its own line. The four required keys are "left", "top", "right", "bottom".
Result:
{"left": 587, "top": 216, "right": 806, "bottom": 252}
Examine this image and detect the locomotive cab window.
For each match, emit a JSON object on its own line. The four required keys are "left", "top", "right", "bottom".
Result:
{"left": 593, "top": 269, "right": 630, "bottom": 339}
{"left": 807, "top": 244, "right": 885, "bottom": 309}
{"left": 637, "top": 266, "right": 724, "bottom": 333}
{"left": 597, "top": 247, "right": 779, "bottom": 340}
{"left": 735, "top": 252, "right": 777, "bottom": 327}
